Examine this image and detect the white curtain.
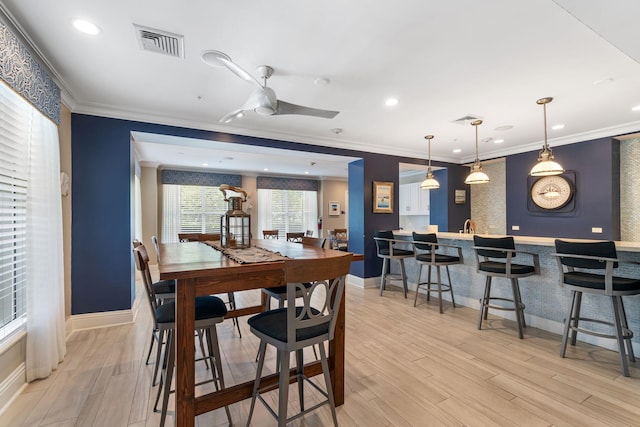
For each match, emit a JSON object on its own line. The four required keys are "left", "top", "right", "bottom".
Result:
{"left": 25, "top": 108, "right": 66, "bottom": 382}
{"left": 161, "top": 184, "right": 181, "bottom": 243}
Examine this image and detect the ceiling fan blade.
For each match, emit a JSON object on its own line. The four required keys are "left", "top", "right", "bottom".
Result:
{"left": 275, "top": 100, "right": 339, "bottom": 119}
{"left": 219, "top": 108, "right": 245, "bottom": 124}
{"left": 201, "top": 50, "right": 262, "bottom": 89}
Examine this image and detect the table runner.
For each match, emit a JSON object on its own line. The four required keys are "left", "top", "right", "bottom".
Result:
{"left": 204, "top": 240, "right": 289, "bottom": 264}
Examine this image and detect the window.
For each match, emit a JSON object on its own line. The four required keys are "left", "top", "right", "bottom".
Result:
{"left": 0, "top": 80, "right": 29, "bottom": 340}
{"left": 161, "top": 184, "right": 227, "bottom": 242}
{"left": 257, "top": 189, "right": 318, "bottom": 236}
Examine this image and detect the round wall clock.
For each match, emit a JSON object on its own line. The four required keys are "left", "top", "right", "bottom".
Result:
{"left": 530, "top": 175, "right": 574, "bottom": 210}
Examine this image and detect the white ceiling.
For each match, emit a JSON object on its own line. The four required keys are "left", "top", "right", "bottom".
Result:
{"left": 2, "top": 0, "right": 640, "bottom": 178}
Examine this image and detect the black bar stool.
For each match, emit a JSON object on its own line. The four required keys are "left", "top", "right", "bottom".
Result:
{"left": 553, "top": 239, "right": 640, "bottom": 377}
{"left": 374, "top": 230, "right": 413, "bottom": 298}
{"left": 473, "top": 236, "right": 540, "bottom": 339}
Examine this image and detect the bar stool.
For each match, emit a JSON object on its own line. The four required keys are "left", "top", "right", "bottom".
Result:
{"left": 473, "top": 236, "right": 540, "bottom": 339}
{"left": 553, "top": 239, "right": 640, "bottom": 377}
{"left": 263, "top": 229, "right": 279, "bottom": 239}
{"left": 412, "top": 232, "right": 463, "bottom": 313}
{"left": 286, "top": 232, "right": 304, "bottom": 243}
{"left": 374, "top": 230, "right": 413, "bottom": 298}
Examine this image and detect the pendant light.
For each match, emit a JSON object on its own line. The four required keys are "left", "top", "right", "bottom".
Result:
{"left": 464, "top": 119, "right": 490, "bottom": 184}
{"left": 420, "top": 135, "right": 440, "bottom": 189}
{"left": 529, "top": 97, "right": 564, "bottom": 176}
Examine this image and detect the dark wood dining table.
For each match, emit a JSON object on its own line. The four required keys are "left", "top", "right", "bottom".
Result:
{"left": 158, "top": 239, "right": 363, "bottom": 427}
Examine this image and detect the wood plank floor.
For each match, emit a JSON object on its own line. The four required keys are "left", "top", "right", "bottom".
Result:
{"left": 3, "top": 276, "right": 640, "bottom": 426}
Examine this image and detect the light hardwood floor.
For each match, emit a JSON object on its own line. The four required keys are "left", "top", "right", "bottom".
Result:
{"left": 2, "top": 278, "right": 640, "bottom": 426}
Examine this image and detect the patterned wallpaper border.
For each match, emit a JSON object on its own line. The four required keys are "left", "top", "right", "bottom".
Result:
{"left": 161, "top": 169, "right": 242, "bottom": 187}
{"left": 256, "top": 176, "right": 319, "bottom": 191}
{"left": 0, "top": 21, "right": 60, "bottom": 124}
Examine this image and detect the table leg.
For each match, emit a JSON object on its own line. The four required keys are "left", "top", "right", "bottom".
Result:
{"left": 176, "top": 278, "right": 196, "bottom": 427}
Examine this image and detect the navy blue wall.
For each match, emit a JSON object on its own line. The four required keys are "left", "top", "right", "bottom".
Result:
{"left": 430, "top": 169, "right": 448, "bottom": 231}
{"left": 71, "top": 114, "right": 464, "bottom": 312}
{"left": 506, "top": 137, "right": 620, "bottom": 240}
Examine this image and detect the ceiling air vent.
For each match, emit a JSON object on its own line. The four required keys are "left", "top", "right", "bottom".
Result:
{"left": 134, "top": 24, "right": 184, "bottom": 58}
{"left": 452, "top": 114, "right": 482, "bottom": 126}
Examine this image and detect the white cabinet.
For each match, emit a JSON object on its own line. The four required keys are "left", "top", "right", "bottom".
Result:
{"left": 399, "top": 182, "right": 429, "bottom": 216}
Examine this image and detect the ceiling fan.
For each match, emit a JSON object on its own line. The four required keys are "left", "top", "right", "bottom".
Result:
{"left": 201, "top": 50, "right": 339, "bottom": 123}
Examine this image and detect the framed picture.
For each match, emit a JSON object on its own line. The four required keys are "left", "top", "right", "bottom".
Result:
{"left": 328, "top": 201, "right": 340, "bottom": 216}
{"left": 455, "top": 189, "right": 466, "bottom": 204}
{"left": 373, "top": 181, "right": 394, "bottom": 213}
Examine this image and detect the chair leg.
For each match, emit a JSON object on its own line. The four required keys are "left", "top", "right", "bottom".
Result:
{"left": 152, "top": 329, "right": 165, "bottom": 386}
{"left": 277, "top": 349, "right": 290, "bottom": 427}
{"left": 436, "top": 266, "right": 444, "bottom": 314}
{"left": 159, "top": 330, "right": 175, "bottom": 427}
{"left": 318, "top": 341, "right": 339, "bottom": 426}
{"left": 228, "top": 292, "right": 242, "bottom": 338}
{"left": 571, "top": 291, "right": 582, "bottom": 346}
{"left": 618, "top": 297, "right": 636, "bottom": 362}
{"left": 379, "top": 258, "right": 389, "bottom": 296}
{"left": 146, "top": 329, "right": 156, "bottom": 365}
{"left": 478, "top": 276, "right": 491, "bottom": 330}
{"left": 296, "top": 349, "right": 305, "bottom": 412}
{"left": 511, "top": 279, "right": 524, "bottom": 339}
{"left": 445, "top": 266, "right": 456, "bottom": 308}
{"left": 514, "top": 281, "right": 526, "bottom": 329}
{"left": 426, "top": 265, "right": 432, "bottom": 302}
{"left": 612, "top": 296, "right": 630, "bottom": 377}
{"left": 197, "top": 328, "right": 211, "bottom": 370}
{"left": 247, "top": 340, "right": 267, "bottom": 427}
{"left": 413, "top": 263, "right": 423, "bottom": 307}
{"left": 399, "top": 259, "right": 408, "bottom": 298}
{"left": 206, "top": 326, "right": 233, "bottom": 424}
{"left": 560, "top": 290, "right": 577, "bottom": 358}
{"left": 154, "top": 329, "right": 170, "bottom": 411}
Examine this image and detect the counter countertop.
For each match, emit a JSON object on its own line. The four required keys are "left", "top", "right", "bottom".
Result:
{"left": 392, "top": 230, "right": 640, "bottom": 252}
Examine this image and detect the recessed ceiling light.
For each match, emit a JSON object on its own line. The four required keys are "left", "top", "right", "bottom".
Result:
{"left": 314, "top": 77, "right": 330, "bottom": 86}
{"left": 237, "top": 112, "right": 244, "bottom": 118}
{"left": 494, "top": 139, "right": 504, "bottom": 144}
{"left": 632, "top": 105, "right": 640, "bottom": 112}
{"left": 494, "top": 125, "right": 513, "bottom": 131}
{"left": 202, "top": 163, "right": 208, "bottom": 166}
{"left": 453, "top": 148, "right": 462, "bottom": 153}
{"left": 551, "top": 124, "right": 565, "bottom": 130}
{"left": 385, "top": 98, "right": 398, "bottom": 107}
{"left": 304, "top": 171, "right": 309, "bottom": 174}
{"left": 71, "top": 18, "right": 101, "bottom": 35}
{"left": 330, "top": 128, "right": 343, "bottom": 134}
{"left": 263, "top": 168, "right": 269, "bottom": 171}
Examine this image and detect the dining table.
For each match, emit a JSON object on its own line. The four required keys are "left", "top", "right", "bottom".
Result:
{"left": 158, "top": 239, "right": 363, "bottom": 427}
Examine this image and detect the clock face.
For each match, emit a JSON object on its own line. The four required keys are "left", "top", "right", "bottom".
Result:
{"left": 530, "top": 175, "right": 573, "bottom": 210}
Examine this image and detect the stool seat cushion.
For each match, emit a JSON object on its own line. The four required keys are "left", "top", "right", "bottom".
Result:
{"left": 379, "top": 248, "right": 413, "bottom": 257}
{"left": 248, "top": 307, "right": 327, "bottom": 342}
{"left": 416, "top": 253, "right": 460, "bottom": 264}
{"left": 479, "top": 261, "right": 535, "bottom": 275}
{"left": 153, "top": 279, "right": 175, "bottom": 295}
{"left": 155, "top": 295, "right": 227, "bottom": 324}
{"left": 563, "top": 271, "right": 640, "bottom": 291}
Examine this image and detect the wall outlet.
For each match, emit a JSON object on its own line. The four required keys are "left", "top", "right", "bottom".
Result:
{"left": 592, "top": 227, "right": 603, "bottom": 233}
{"left": 511, "top": 225, "right": 520, "bottom": 231}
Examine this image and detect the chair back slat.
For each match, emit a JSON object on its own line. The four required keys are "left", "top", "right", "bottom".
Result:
{"left": 286, "top": 232, "right": 305, "bottom": 243}
{"left": 262, "top": 230, "right": 279, "bottom": 239}
{"left": 284, "top": 254, "right": 352, "bottom": 344}
{"left": 412, "top": 232, "right": 437, "bottom": 251}
{"left": 374, "top": 230, "right": 394, "bottom": 251}
{"left": 474, "top": 236, "right": 515, "bottom": 258}
{"left": 554, "top": 239, "right": 618, "bottom": 269}
{"left": 301, "top": 236, "right": 326, "bottom": 248}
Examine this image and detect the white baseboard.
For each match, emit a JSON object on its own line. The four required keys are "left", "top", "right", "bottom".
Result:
{"left": 346, "top": 274, "right": 379, "bottom": 289}
{"left": 0, "top": 363, "right": 26, "bottom": 417}
{"left": 67, "top": 295, "right": 141, "bottom": 337}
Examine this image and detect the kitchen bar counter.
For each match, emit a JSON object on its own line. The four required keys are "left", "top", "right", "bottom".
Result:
{"left": 386, "top": 230, "right": 640, "bottom": 352}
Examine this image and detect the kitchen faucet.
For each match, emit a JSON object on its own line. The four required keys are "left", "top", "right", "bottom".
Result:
{"left": 463, "top": 219, "right": 475, "bottom": 234}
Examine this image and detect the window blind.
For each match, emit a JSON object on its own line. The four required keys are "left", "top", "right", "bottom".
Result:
{"left": 257, "top": 189, "right": 318, "bottom": 236}
{"left": 0, "top": 80, "right": 29, "bottom": 340}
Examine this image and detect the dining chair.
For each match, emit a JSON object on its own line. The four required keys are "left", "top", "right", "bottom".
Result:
{"left": 286, "top": 232, "right": 305, "bottom": 243}
{"left": 133, "top": 245, "right": 232, "bottom": 427}
{"left": 246, "top": 253, "right": 353, "bottom": 427}
{"left": 301, "top": 236, "right": 326, "bottom": 248}
{"left": 411, "top": 232, "right": 463, "bottom": 313}
{"left": 473, "top": 236, "right": 540, "bottom": 339}
{"left": 178, "top": 234, "right": 242, "bottom": 338}
{"left": 305, "top": 229, "right": 314, "bottom": 237}
{"left": 553, "top": 239, "right": 640, "bottom": 377}
{"left": 373, "top": 230, "right": 413, "bottom": 298}
{"left": 333, "top": 228, "right": 348, "bottom": 251}
{"left": 262, "top": 229, "right": 279, "bottom": 239}
{"left": 178, "top": 232, "right": 221, "bottom": 242}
